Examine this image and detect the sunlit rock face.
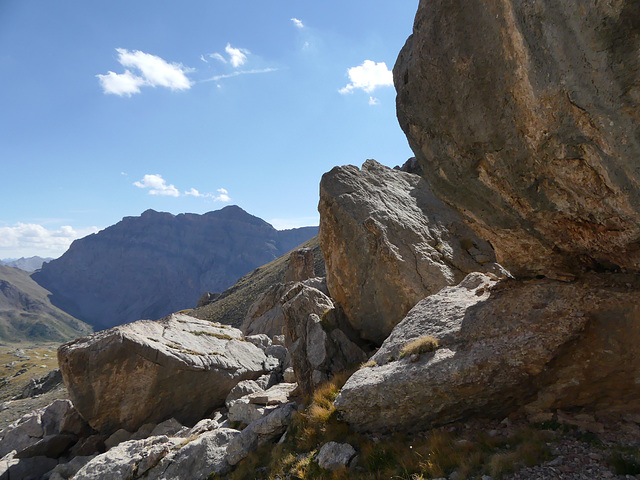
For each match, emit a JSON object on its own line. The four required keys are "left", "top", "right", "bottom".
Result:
{"left": 395, "top": 0, "right": 640, "bottom": 278}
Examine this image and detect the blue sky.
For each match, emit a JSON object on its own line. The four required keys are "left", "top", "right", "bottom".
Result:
{"left": 0, "top": 0, "right": 417, "bottom": 259}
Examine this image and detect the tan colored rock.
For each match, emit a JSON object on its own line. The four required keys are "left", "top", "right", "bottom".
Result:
{"left": 284, "top": 248, "right": 315, "bottom": 283}
{"left": 58, "top": 313, "right": 268, "bottom": 434}
{"left": 335, "top": 272, "right": 640, "bottom": 432}
{"left": 319, "top": 159, "right": 497, "bottom": 343}
{"left": 394, "top": 0, "right": 640, "bottom": 277}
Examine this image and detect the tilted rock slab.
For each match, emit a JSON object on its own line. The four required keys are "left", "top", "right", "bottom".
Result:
{"left": 58, "top": 313, "right": 268, "bottom": 434}
{"left": 395, "top": 0, "right": 640, "bottom": 277}
{"left": 335, "top": 272, "right": 640, "bottom": 432}
{"left": 319, "top": 159, "right": 497, "bottom": 343}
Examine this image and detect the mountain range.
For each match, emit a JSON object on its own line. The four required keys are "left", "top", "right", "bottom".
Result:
{"left": 32, "top": 206, "right": 318, "bottom": 330}
{"left": 0, "top": 264, "right": 92, "bottom": 343}
{"left": 0, "top": 257, "right": 53, "bottom": 272}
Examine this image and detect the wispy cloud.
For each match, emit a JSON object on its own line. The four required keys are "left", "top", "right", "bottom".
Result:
{"left": 134, "top": 174, "right": 231, "bottom": 202}
{"left": 291, "top": 18, "right": 304, "bottom": 29}
{"left": 202, "top": 68, "right": 278, "bottom": 83}
{"left": 0, "top": 223, "right": 100, "bottom": 258}
{"left": 368, "top": 96, "right": 380, "bottom": 106}
{"left": 97, "top": 48, "right": 193, "bottom": 96}
{"left": 339, "top": 60, "right": 393, "bottom": 95}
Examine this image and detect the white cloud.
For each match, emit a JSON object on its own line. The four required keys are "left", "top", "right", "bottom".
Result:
{"left": 214, "top": 188, "right": 231, "bottom": 202}
{"left": 97, "top": 48, "right": 193, "bottom": 96}
{"left": 225, "top": 44, "right": 249, "bottom": 68}
{"left": 339, "top": 60, "right": 393, "bottom": 95}
{"left": 135, "top": 174, "right": 231, "bottom": 202}
{"left": 0, "top": 223, "right": 100, "bottom": 258}
{"left": 291, "top": 18, "right": 304, "bottom": 28}
{"left": 368, "top": 96, "right": 380, "bottom": 106}
{"left": 200, "top": 54, "right": 208, "bottom": 63}
{"left": 97, "top": 69, "right": 146, "bottom": 97}
{"left": 134, "top": 174, "right": 180, "bottom": 197}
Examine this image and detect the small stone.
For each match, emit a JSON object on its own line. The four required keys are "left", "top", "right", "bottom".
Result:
{"left": 316, "top": 442, "right": 356, "bottom": 471}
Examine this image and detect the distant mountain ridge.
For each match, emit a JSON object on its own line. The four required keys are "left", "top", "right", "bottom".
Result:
{"left": 0, "top": 264, "right": 92, "bottom": 343}
{"left": 0, "top": 257, "right": 53, "bottom": 272}
{"left": 32, "top": 206, "right": 318, "bottom": 330}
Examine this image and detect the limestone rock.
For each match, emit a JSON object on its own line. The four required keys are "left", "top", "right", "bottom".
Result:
{"left": 282, "top": 284, "right": 367, "bottom": 395}
{"left": 316, "top": 442, "right": 356, "bottom": 471}
{"left": 241, "top": 278, "right": 329, "bottom": 338}
{"left": 0, "top": 399, "right": 72, "bottom": 457}
{"left": 146, "top": 428, "right": 239, "bottom": 479}
{"left": 225, "top": 380, "right": 264, "bottom": 409}
{"left": 58, "top": 313, "right": 267, "bottom": 434}
{"left": 284, "top": 248, "right": 315, "bottom": 283}
{"left": 73, "top": 435, "right": 179, "bottom": 480}
{"left": 394, "top": 0, "right": 640, "bottom": 277}
{"left": 319, "top": 160, "right": 496, "bottom": 343}
{"left": 226, "top": 403, "right": 296, "bottom": 466}
{"left": 335, "top": 272, "right": 640, "bottom": 432}
{"left": 19, "top": 368, "right": 62, "bottom": 399}
{"left": 228, "top": 398, "right": 277, "bottom": 425}
{"left": 248, "top": 383, "right": 297, "bottom": 406}
{"left": 241, "top": 283, "right": 289, "bottom": 338}
{"left": 48, "top": 455, "right": 96, "bottom": 480}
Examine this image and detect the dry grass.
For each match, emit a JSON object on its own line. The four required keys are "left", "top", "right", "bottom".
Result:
{"left": 398, "top": 335, "right": 440, "bottom": 359}
{"left": 214, "top": 368, "right": 554, "bottom": 480}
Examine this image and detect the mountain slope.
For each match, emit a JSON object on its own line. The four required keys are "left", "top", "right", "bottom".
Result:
{"left": 32, "top": 206, "right": 318, "bottom": 330}
{"left": 0, "top": 265, "right": 92, "bottom": 343}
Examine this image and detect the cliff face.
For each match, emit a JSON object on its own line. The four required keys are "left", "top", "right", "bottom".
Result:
{"left": 32, "top": 206, "right": 317, "bottom": 330}
{"left": 394, "top": 0, "right": 640, "bottom": 278}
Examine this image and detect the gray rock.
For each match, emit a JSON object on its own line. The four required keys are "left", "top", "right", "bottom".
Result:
{"left": 241, "top": 283, "right": 289, "bottom": 338}
{"left": 336, "top": 272, "right": 640, "bottom": 432}
{"left": 245, "top": 334, "right": 272, "bottom": 349}
{"left": 316, "top": 442, "right": 356, "bottom": 471}
{"left": 147, "top": 428, "right": 239, "bottom": 479}
{"left": 282, "top": 284, "right": 367, "bottom": 395}
{"left": 15, "top": 433, "right": 76, "bottom": 459}
{"left": 58, "top": 313, "right": 267, "bottom": 434}
{"left": 150, "top": 418, "right": 183, "bottom": 438}
{"left": 73, "top": 436, "right": 178, "bottom": 480}
{"left": 319, "top": 160, "right": 496, "bottom": 344}
{"left": 248, "top": 383, "right": 298, "bottom": 406}
{"left": 19, "top": 368, "right": 62, "bottom": 399}
{"left": 0, "top": 399, "right": 72, "bottom": 457}
{"left": 283, "top": 367, "right": 296, "bottom": 383}
{"left": 225, "top": 380, "right": 264, "bottom": 409}
{"left": 104, "top": 429, "right": 131, "bottom": 450}
{"left": 394, "top": 0, "right": 640, "bottom": 278}
{"left": 48, "top": 455, "right": 97, "bottom": 480}
{"left": 226, "top": 403, "right": 296, "bottom": 466}
{"left": 228, "top": 398, "right": 277, "bottom": 425}
{"left": 0, "top": 454, "right": 57, "bottom": 480}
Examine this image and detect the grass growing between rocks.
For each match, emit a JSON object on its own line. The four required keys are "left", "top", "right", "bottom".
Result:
{"left": 398, "top": 335, "right": 440, "bottom": 359}
{"left": 215, "top": 372, "right": 556, "bottom": 480}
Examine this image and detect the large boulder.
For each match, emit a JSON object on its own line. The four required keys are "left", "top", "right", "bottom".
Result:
{"left": 319, "top": 159, "right": 497, "bottom": 343}
{"left": 394, "top": 0, "right": 640, "bottom": 278}
{"left": 58, "top": 313, "right": 269, "bottom": 434}
{"left": 335, "top": 272, "right": 640, "bottom": 432}
{"left": 282, "top": 284, "right": 366, "bottom": 395}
